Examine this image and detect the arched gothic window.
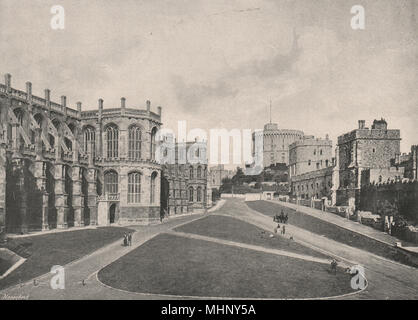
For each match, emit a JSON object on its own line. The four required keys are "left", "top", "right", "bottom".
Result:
{"left": 128, "top": 126, "right": 142, "bottom": 160}
{"left": 150, "top": 127, "right": 157, "bottom": 161}
{"left": 106, "top": 124, "right": 119, "bottom": 158}
{"left": 128, "top": 172, "right": 141, "bottom": 203}
{"left": 150, "top": 171, "right": 157, "bottom": 204}
{"left": 104, "top": 170, "right": 118, "bottom": 195}
{"left": 83, "top": 126, "right": 96, "bottom": 156}
{"left": 188, "top": 187, "right": 194, "bottom": 202}
{"left": 197, "top": 187, "right": 202, "bottom": 202}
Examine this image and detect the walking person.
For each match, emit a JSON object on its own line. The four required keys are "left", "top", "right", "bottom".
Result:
{"left": 281, "top": 225, "right": 286, "bottom": 235}
{"left": 123, "top": 233, "right": 128, "bottom": 247}
{"left": 331, "top": 259, "right": 338, "bottom": 275}
{"left": 274, "top": 223, "right": 280, "bottom": 234}
{"left": 128, "top": 232, "right": 132, "bottom": 246}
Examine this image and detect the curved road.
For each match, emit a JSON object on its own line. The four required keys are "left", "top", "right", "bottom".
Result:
{"left": 0, "top": 198, "right": 416, "bottom": 300}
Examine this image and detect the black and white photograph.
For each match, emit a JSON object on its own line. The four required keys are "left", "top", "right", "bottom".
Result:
{"left": 0, "top": 0, "right": 417, "bottom": 307}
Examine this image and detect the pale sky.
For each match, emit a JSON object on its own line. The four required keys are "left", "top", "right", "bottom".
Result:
{"left": 1, "top": 0, "right": 417, "bottom": 163}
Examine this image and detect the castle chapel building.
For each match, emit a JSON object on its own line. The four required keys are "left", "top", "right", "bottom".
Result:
{"left": 0, "top": 74, "right": 167, "bottom": 234}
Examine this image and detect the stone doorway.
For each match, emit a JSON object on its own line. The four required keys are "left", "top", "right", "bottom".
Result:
{"left": 109, "top": 203, "right": 116, "bottom": 224}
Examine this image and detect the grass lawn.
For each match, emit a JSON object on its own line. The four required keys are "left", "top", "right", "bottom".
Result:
{"left": 175, "top": 215, "right": 329, "bottom": 259}
{"left": 0, "top": 258, "right": 13, "bottom": 276}
{"left": 0, "top": 226, "right": 133, "bottom": 290}
{"left": 246, "top": 201, "right": 413, "bottom": 266}
{"left": 98, "top": 233, "right": 356, "bottom": 299}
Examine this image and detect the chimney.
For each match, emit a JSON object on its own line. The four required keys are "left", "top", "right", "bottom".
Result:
{"left": 325, "top": 134, "right": 329, "bottom": 140}
{"left": 4, "top": 73, "right": 11, "bottom": 92}
{"left": 358, "top": 120, "right": 365, "bottom": 129}
{"left": 121, "top": 97, "right": 126, "bottom": 115}
{"left": 26, "top": 81, "right": 32, "bottom": 102}
{"left": 157, "top": 106, "right": 162, "bottom": 117}
{"left": 146, "top": 100, "right": 151, "bottom": 113}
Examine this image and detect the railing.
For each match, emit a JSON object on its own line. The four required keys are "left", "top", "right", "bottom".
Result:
{"left": 50, "top": 101, "right": 63, "bottom": 113}
{"left": 67, "top": 108, "right": 79, "bottom": 118}
{"left": 81, "top": 111, "right": 98, "bottom": 118}
{"left": 0, "top": 84, "right": 83, "bottom": 119}
{"left": 32, "top": 95, "right": 46, "bottom": 106}
{"left": 98, "top": 193, "right": 120, "bottom": 201}
{"left": 10, "top": 88, "right": 27, "bottom": 100}
{"left": 62, "top": 151, "right": 74, "bottom": 162}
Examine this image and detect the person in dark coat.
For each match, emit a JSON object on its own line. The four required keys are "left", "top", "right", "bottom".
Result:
{"left": 128, "top": 232, "right": 132, "bottom": 246}
{"left": 123, "top": 233, "right": 128, "bottom": 246}
{"left": 331, "top": 259, "right": 338, "bottom": 275}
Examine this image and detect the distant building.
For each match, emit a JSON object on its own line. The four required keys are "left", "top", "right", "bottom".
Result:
{"left": 208, "top": 165, "right": 234, "bottom": 190}
{"left": 291, "top": 167, "right": 334, "bottom": 200}
{"left": 160, "top": 137, "right": 209, "bottom": 215}
{"left": 253, "top": 122, "right": 304, "bottom": 167}
{"left": 263, "top": 163, "right": 289, "bottom": 182}
{"left": 289, "top": 134, "right": 334, "bottom": 200}
{"left": 332, "top": 119, "right": 401, "bottom": 207}
{"left": 393, "top": 145, "right": 418, "bottom": 180}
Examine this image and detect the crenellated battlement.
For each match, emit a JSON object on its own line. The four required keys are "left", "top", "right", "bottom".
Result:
{"left": 338, "top": 120, "right": 401, "bottom": 145}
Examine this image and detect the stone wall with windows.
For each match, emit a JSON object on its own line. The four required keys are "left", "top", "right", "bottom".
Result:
{"left": 290, "top": 166, "right": 333, "bottom": 200}
{"left": 0, "top": 73, "right": 163, "bottom": 233}
{"left": 160, "top": 140, "right": 209, "bottom": 215}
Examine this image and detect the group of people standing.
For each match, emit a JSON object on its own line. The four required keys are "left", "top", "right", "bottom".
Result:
{"left": 123, "top": 232, "right": 133, "bottom": 246}
{"left": 274, "top": 209, "right": 288, "bottom": 235}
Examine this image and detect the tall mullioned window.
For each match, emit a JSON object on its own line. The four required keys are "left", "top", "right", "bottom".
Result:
{"left": 189, "top": 166, "right": 194, "bottom": 179}
{"left": 104, "top": 170, "right": 118, "bottom": 195}
{"left": 106, "top": 124, "right": 119, "bottom": 159}
{"left": 83, "top": 126, "right": 96, "bottom": 157}
{"left": 197, "top": 187, "right": 202, "bottom": 202}
{"left": 128, "top": 172, "right": 141, "bottom": 203}
{"left": 150, "top": 172, "right": 157, "bottom": 204}
{"left": 128, "top": 126, "right": 142, "bottom": 160}
{"left": 197, "top": 166, "right": 201, "bottom": 178}
{"left": 150, "top": 127, "right": 157, "bottom": 160}
{"left": 188, "top": 187, "right": 194, "bottom": 202}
